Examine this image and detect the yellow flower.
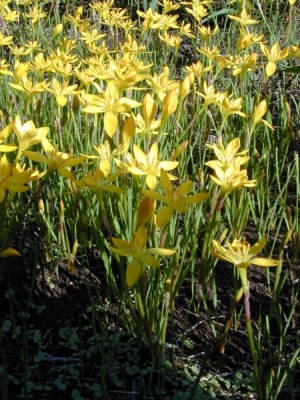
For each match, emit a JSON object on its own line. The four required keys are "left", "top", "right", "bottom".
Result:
{"left": 11, "top": 115, "right": 49, "bottom": 155}
{"left": 237, "top": 29, "right": 264, "bottom": 53}
{"left": 196, "top": 81, "right": 224, "bottom": 108}
{"left": 1, "top": 7, "right": 19, "bottom": 23}
{"left": 109, "top": 225, "right": 176, "bottom": 286}
{"left": 185, "top": 3, "right": 208, "bottom": 21}
{"left": 217, "top": 95, "right": 249, "bottom": 125}
{"left": 9, "top": 77, "right": 48, "bottom": 98}
{"left": 251, "top": 99, "right": 273, "bottom": 131}
{"left": 210, "top": 237, "right": 280, "bottom": 290}
{"left": 28, "top": 53, "right": 53, "bottom": 77}
{"left": 53, "top": 23, "right": 63, "bottom": 37}
{"left": 146, "top": 67, "right": 179, "bottom": 101}
{"left": 208, "top": 160, "right": 256, "bottom": 193}
{"left": 0, "top": 32, "right": 13, "bottom": 46}
{"left": 151, "top": 13, "right": 179, "bottom": 31}
{"left": 134, "top": 113, "right": 161, "bottom": 138}
{"left": 82, "top": 81, "right": 141, "bottom": 137}
{"left": 137, "top": 8, "right": 156, "bottom": 32}
{"left": 160, "top": 0, "right": 181, "bottom": 13}
{"left": 206, "top": 138, "right": 249, "bottom": 170}
{"left": 158, "top": 32, "right": 182, "bottom": 53}
{"left": 0, "top": 154, "right": 40, "bottom": 202}
{"left": 226, "top": 53, "right": 258, "bottom": 77}
{"left": 23, "top": 137, "right": 85, "bottom": 180}
{"left": 137, "top": 197, "right": 155, "bottom": 225}
{"left": 25, "top": 5, "right": 47, "bottom": 24}
{"left": 44, "top": 79, "right": 81, "bottom": 107}
{"left": 260, "top": 42, "right": 289, "bottom": 77}
{"left": 79, "top": 167, "right": 123, "bottom": 198}
{"left": 8, "top": 45, "right": 32, "bottom": 56}
{"left": 228, "top": 8, "right": 259, "bottom": 27}
{"left": 205, "top": 138, "right": 256, "bottom": 194}
{"left": 0, "top": 58, "right": 12, "bottom": 77}
{"left": 197, "top": 25, "right": 219, "bottom": 43}
{"left": 114, "top": 142, "right": 178, "bottom": 189}
{"left": 81, "top": 139, "right": 129, "bottom": 175}
{"left": 185, "top": 61, "right": 212, "bottom": 83}
{"left": 79, "top": 28, "right": 106, "bottom": 45}
{"left": 199, "top": 45, "right": 220, "bottom": 65}
{"left": 143, "top": 169, "right": 209, "bottom": 227}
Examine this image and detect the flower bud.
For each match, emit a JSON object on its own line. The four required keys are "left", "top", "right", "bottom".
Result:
{"left": 53, "top": 23, "right": 63, "bottom": 37}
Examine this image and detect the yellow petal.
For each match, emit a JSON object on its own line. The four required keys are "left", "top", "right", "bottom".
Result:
{"left": 104, "top": 112, "right": 118, "bottom": 137}
{"left": 122, "top": 115, "right": 136, "bottom": 140}
{"left": 250, "top": 258, "right": 280, "bottom": 267}
{"left": 156, "top": 206, "right": 174, "bottom": 227}
{"left": 22, "top": 150, "right": 48, "bottom": 164}
{"left": 160, "top": 168, "right": 172, "bottom": 196}
{"left": 56, "top": 95, "right": 67, "bottom": 107}
{"left": 82, "top": 105, "right": 103, "bottom": 113}
{"left": 142, "top": 93, "right": 156, "bottom": 122}
{"left": 253, "top": 100, "right": 267, "bottom": 125}
{"left": 146, "top": 247, "right": 176, "bottom": 256}
{"left": 266, "top": 62, "right": 276, "bottom": 77}
{"left": 126, "top": 259, "right": 143, "bottom": 287}
{"left": 0, "top": 247, "right": 21, "bottom": 257}
{"left": 146, "top": 174, "right": 157, "bottom": 189}
{"left": 137, "top": 197, "right": 155, "bottom": 225}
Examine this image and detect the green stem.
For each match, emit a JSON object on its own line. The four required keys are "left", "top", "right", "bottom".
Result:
{"left": 242, "top": 277, "right": 264, "bottom": 400}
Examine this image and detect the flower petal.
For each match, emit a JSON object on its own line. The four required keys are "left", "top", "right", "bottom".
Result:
{"left": 250, "top": 257, "right": 280, "bottom": 267}
{"left": 126, "top": 259, "right": 143, "bottom": 287}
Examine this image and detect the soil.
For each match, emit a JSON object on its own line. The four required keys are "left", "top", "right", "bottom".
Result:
{"left": 1, "top": 227, "right": 299, "bottom": 399}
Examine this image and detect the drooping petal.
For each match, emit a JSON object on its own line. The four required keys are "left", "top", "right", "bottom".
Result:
{"left": 137, "top": 197, "right": 155, "bottom": 225}
{"left": 266, "top": 62, "right": 276, "bottom": 77}
{"left": 126, "top": 259, "right": 143, "bottom": 287}
{"left": 56, "top": 95, "right": 67, "bottom": 107}
{"left": 141, "top": 253, "right": 160, "bottom": 267}
{"left": 146, "top": 174, "right": 157, "bottom": 189}
{"left": 160, "top": 168, "right": 172, "bottom": 197}
{"left": 156, "top": 206, "right": 174, "bottom": 227}
{"left": 135, "top": 225, "right": 147, "bottom": 249}
{"left": 57, "top": 167, "right": 75, "bottom": 180}
{"left": 104, "top": 111, "right": 118, "bottom": 137}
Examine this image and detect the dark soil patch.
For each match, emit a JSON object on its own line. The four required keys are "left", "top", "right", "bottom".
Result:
{"left": 1, "top": 235, "right": 299, "bottom": 399}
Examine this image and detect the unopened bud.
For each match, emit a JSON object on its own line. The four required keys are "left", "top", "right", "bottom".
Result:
{"left": 137, "top": 197, "right": 155, "bottom": 225}
{"left": 53, "top": 23, "right": 63, "bottom": 37}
